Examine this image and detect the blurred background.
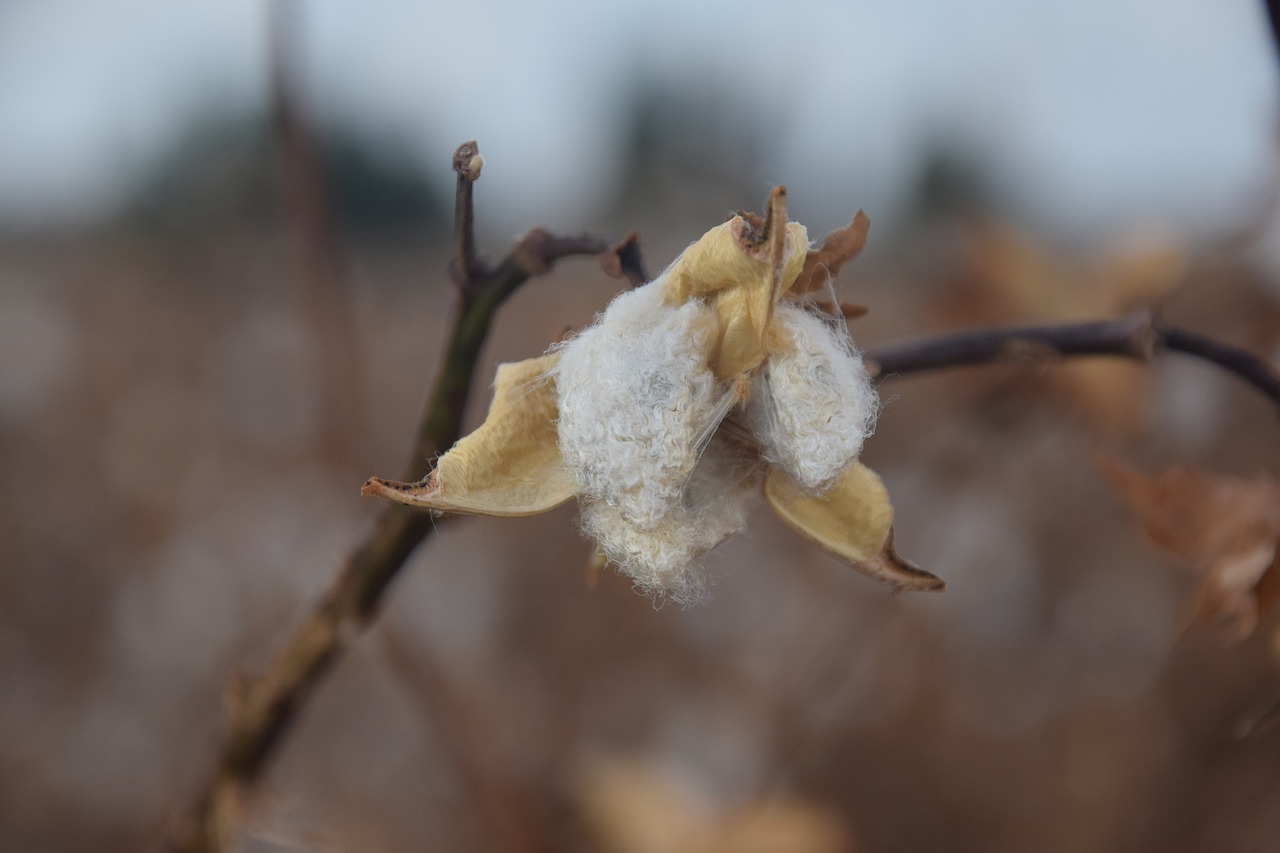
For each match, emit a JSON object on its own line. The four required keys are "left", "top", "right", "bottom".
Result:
{"left": 3, "top": 0, "right": 1280, "bottom": 850}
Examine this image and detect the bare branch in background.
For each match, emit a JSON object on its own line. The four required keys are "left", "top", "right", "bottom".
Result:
{"left": 866, "top": 310, "right": 1280, "bottom": 412}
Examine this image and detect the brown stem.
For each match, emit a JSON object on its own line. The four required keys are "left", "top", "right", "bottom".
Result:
{"left": 866, "top": 310, "right": 1280, "bottom": 412}
{"left": 160, "top": 143, "right": 645, "bottom": 853}
{"left": 451, "top": 140, "right": 484, "bottom": 287}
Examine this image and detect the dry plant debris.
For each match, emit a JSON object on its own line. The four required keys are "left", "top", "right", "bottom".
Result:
{"left": 1103, "top": 458, "right": 1280, "bottom": 642}
{"left": 939, "top": 223, "right": 1186, "bottom": 432}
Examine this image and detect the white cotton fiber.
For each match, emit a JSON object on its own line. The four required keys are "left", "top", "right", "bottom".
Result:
{"left": 747, "top": 302, "right": 879, "bottom": 492}
{"left": 581, "top": 436, "right": 758, "bottom": 606}
{"left": 554, "top": 280, "right": 728, "bottom": 530}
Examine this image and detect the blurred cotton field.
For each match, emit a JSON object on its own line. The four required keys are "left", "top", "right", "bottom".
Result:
{"left": 2, "top": 1, "right": 1280, "bottom": 851}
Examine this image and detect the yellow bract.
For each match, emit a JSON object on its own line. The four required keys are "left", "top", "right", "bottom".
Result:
{"left": 659, "top": 188, "right": 808, "bottom": 381}
{"left": 764, "top": 462, "right": 944, "bottom": 592}
{"left": 362, "top": 354, "right": 575, "bottom": 517}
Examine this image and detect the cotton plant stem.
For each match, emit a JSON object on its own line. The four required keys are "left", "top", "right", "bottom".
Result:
{"left": 161, "top": 143, "right": 646, "bottom": 853}
{"left": 867, "top": 310, "right": 1280, "bottom": 412}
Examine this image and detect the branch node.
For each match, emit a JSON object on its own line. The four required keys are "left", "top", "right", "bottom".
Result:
{"left": 1127, "top": 309, "right": 1160, "bottom": 361}
{"left": 510, "top": 228, "right": 555, "bottom": 277}
{"left": 599, "top": 230, "right": 649, "bottom": 286}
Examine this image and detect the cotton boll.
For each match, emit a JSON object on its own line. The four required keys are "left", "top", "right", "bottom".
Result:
{"left": 582, "top": 437, "right": 759, "bottom": 606}
{"left": 555, "top": 281, "right": 727, "bottom": 530}
{"left": 748, "top": 303, "right": 879, "bottom": 492}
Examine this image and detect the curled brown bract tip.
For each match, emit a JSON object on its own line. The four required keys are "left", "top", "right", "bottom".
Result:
{"left": 763, "top": 463, "right": 945, "bottom": 593}
{"left": 360, "top": 476, "right": 422, "bottom": 500}
{"left": 792, "top": 210, "right": 871, "bottom": 295}
{"left": 882, "top": 529, "right": 946, "bottom": 592}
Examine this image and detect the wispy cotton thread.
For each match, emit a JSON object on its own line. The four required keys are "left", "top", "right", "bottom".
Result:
{"left": 747, "top": 302, "right": 880, "bottom": 493}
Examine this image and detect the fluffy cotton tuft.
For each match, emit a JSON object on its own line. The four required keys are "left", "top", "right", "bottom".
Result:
{"left": 554, "top": 280, "right": 727, "bottom": 530}
{"left": 581, "top": 437, "right": 757, "bottom": 606}
{"left": 747, "top": 303, "right": 880, "bottom": 492}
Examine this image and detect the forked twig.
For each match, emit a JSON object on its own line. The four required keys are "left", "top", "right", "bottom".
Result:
{"left": 866, "top": 311, "right": 1280, "bottom": 412}
{"left": 160, "top": 141, "right": 646, "bottom": 853}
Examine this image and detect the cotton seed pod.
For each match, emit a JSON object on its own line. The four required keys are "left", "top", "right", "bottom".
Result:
{"left": 362, "top": 187, "right": 945, "bottom": 602}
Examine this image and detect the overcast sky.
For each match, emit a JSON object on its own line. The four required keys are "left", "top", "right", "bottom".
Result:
{"left": 0, "top": 0, "right": 1275, "bottom": 239}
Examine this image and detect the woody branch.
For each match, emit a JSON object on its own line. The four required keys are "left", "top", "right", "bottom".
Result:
{"left": 161, "top": 141, "right": 646, "bottom": 853}
{"left": 866, "top": 311, "right": 1280, "bottom": 411}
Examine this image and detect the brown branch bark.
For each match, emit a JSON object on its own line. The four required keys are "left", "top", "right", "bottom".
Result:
{"left": 866, "top": 310, "right": 1280, "bottom": 412}
{"left": 159, "top": 141, "right": 645, "bottom": 853}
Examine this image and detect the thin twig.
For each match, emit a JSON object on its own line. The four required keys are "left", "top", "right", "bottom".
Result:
{"left": 160, "top": 141, "right": 645, "bottom": 853}
{"left": 1160, "top": 325, "right": 1280, "bottom": 406}
{"left": 451, "top": 141, "right": 484, "bottom": 287}
{"left": 162, "top": 170, "right": 1280, "bottom": 851}
{"left": 867, "top": 310, "right": 1280, "bottom": 412}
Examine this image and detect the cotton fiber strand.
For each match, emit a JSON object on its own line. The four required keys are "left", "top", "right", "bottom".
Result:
{"left": 748, "top": 302, "right": 879, "bottom": 492}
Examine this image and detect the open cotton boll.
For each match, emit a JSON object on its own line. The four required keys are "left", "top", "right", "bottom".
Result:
{"left": 748, "top": 303, "right": 880, "bottom": 492}
{"left": 555, "top": 280, "right": 726, "bottom": 530}
{"left": 582, "top": 437, "right": 758, "bottom": 605}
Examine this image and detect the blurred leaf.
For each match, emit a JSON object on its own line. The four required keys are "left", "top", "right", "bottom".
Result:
{"left": 1102, "top": 458, "right": 1280, "bottom": 642}
{"left": 939, "top": 224, "right": 1185, "bottom": 433}
{"left": 576, "top": 758, "right": 850, "bottom": 853}
{"left": 791, "top": 211, "right": 870, "bottom": 296}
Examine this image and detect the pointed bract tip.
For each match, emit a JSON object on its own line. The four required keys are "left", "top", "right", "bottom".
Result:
{"left": 361, "top": 476, "right": 432, "bottom": 503}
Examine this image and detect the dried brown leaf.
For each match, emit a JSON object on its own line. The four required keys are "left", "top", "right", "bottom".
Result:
{"left": 938, "top": 224, "right": 1186, "bottom": 433}
{"left": 790, "top": 210, "right": 871, "bottom": 296}
{"left": 1102, "top": 458, "right": 1280, "bottom": 642}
